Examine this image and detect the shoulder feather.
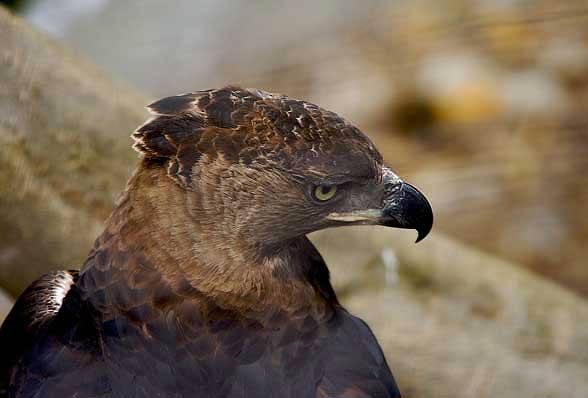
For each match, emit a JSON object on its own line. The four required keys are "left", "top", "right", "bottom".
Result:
{"left": 0, "top": 270, "right": 78, "bottom": 395}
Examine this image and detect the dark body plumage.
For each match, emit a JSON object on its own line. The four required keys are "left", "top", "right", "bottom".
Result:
{"left": 1, "top": 87, "right": 433, "bottom": 397}
{"left": 2, "top": 239, "right": 398, "bottom": 397}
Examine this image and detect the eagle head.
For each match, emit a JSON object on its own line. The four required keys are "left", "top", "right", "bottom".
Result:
{"left": 131, "top": 87, "right": 432, "bottom": 259}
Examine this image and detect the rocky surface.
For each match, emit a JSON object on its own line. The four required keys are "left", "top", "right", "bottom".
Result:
{"left": 0, "top": 5, "right": 143, "bottom": 295}
{"left": 0, "top": 287, "right": 12, "bottom": 322}
{"left": 313, "top": 228, "right": 588, "bottom": 397}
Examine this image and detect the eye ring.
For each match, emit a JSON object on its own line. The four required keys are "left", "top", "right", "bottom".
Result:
{"left": 312, "top": 184, "right": 338, "bottom": 202}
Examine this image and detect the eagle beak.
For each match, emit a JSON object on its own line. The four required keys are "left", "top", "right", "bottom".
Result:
{"left": 379, "top": 181, "right": 433, "bottom": 243}
{"left": 326, "top": 172, "right": 433, "bottom": 243}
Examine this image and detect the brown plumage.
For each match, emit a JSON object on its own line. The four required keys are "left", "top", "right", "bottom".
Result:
{"left": 0, "top": 86, "right": 433, "bottom": 397}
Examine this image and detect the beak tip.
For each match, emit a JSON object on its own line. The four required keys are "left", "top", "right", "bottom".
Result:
{"left": 414, "top": 224, "right": 432, "bottom": 243}
{"left": 415, "top": 198, "right": 433, "bottom": 243}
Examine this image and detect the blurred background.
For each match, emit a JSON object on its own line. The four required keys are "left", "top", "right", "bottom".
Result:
{"left": 1, "top": 0, "right": 587, "bottom": 397}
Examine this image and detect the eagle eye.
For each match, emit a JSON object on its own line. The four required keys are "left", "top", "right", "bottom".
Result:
{"left": 312, "top": 184, "right": 338, "bottom": 202}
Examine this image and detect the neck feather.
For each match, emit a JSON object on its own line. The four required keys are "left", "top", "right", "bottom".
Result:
{"left": 79, "top": 166, "right": 338, "bottom": 316}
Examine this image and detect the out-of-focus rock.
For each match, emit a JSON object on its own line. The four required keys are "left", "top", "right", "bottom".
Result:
{"left": 0, "top": 287, "right": 13, "bottom": 324}
{"left": 0, "top": 6, "right": 145, "bottom": 296}
{"left": 312, "top": 228, "right": 588, "bottom": 398}
{"left": 502, "top": 69, "right": 569, "bottom": 117}
{"left": 416, "top": 52, "right": 503, "bottom": 123}
{"left": 541, "top": 37, "right": 588, "bottom": 79}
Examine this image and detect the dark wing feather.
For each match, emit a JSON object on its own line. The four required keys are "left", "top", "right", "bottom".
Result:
{"left": 0, "top": 270, "right": 78, "bottom": 396}
{"left": 317, "top": 311, "right": 401, "bottom": 398}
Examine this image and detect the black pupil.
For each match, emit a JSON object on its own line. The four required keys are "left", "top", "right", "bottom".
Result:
{"left": 319, "top": 185, "right": 333, "bottom": 198}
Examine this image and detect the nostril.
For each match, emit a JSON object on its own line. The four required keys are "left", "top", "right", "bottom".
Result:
{"left": 384, "top": 182, "right": 403, "bottom": 198}
{"left": 382, "top": 183, "right": 403, "bottom": 209}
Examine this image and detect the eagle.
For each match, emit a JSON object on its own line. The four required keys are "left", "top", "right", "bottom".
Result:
{"left": 0, "top": 86, "right": 432, "bottom": 397}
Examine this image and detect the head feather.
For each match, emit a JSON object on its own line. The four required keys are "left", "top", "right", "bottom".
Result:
{"left": 132, "top": 86, "right": 383, "bottom": 188}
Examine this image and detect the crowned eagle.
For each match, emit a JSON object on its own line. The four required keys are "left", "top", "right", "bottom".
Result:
{"left": 0, "top": 87, "right": 432, "bottom": 397}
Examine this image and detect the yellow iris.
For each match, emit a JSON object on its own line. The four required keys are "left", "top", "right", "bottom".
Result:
{"left": 314, "top": 185, "right": 337, "bottom": 201}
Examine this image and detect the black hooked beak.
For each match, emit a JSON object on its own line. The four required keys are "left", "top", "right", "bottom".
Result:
{"left": 380, "top": 181, "right": 433, "bottom": 243}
